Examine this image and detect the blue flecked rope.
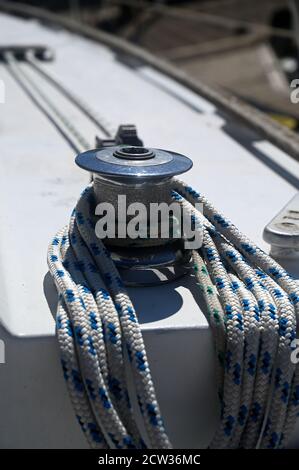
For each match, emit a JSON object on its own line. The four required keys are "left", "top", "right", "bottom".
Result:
{"left": 47, "top": 180, "right": 299, "bottom": 449}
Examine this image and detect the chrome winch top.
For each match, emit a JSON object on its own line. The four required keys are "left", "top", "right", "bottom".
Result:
{"left": 75, "top": 144, "right": 193, "bottom": 286}
{"left": 75, "top": 145, "right": 193, "bottom": 182}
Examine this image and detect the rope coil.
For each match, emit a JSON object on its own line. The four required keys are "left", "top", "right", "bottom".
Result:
{"left": 48, "top": 180, "right": 299, "bottom": 449}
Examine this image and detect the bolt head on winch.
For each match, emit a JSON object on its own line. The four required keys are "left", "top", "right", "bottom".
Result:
{"left": 76, "top": 144, "right": 193, "bottom": 214}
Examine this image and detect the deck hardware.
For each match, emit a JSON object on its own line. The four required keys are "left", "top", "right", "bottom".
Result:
{"left": 95, "top": 124, "right": 143, "bottom": 149}
{"left": 263, "top": 192, "right": 299, "bottom": 258}
{"left": 0, "top": 45, "right": 54, "bottom": 62}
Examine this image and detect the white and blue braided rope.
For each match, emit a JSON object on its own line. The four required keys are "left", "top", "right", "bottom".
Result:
{"left": 47, "top": 180, "right": 299, "bottom": 449}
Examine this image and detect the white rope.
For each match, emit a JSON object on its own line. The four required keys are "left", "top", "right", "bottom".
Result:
{"left": 48, "top": 180, "right": 299, "bottom": 449}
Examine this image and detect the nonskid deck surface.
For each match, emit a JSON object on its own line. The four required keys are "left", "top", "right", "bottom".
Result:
{"left": 0, "top": 12, "right": 298, "bottom": 448}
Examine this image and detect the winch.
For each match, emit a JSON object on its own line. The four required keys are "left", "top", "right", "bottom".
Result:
{"left": 49, "top": 134, "right": 299, "bottom": 450}
{"left": 75, "top": 141, "right": 193, "bottom": 285}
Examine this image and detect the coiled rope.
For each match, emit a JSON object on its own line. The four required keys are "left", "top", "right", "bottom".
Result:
{"left": 48, "top": 180, "right": 299, "bottom": 449}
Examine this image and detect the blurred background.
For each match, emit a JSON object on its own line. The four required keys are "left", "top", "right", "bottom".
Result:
{"left": 8, "top": 0, "right": 299, "bottom": 130}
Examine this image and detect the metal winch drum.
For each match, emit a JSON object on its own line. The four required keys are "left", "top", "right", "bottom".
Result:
{"left": 76, "top": 145, "right": 193, "bottom": 285}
